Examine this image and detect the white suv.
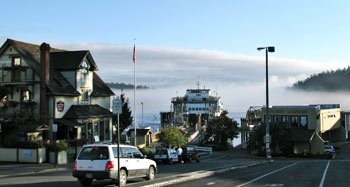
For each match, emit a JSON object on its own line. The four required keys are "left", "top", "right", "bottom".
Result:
{"left": 72, "top": 144, "right": 157, "bottom": 186}
{"left": 154, "top": 148, "right": 179, "bottom": 165}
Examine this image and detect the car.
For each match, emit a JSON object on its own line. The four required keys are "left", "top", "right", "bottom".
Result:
{"left": 154, "top": 148, "right": 178, "bottom": 165}
{"left": 324, "top": 145, "right": 335, "bottom": 154}
{"left": 181, "top": 146, "right": 200, "bottom": 163}
{"left": 72, "top": 144, "right": 157, "bottom": 186}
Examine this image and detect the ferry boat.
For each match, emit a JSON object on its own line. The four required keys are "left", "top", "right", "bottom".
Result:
{"left": 171, "top": 86, "right": 223, "bottom": 127}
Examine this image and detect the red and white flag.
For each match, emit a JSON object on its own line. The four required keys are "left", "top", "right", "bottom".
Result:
{"left": 133, "top": 44, "right": 136, "bottom": 63}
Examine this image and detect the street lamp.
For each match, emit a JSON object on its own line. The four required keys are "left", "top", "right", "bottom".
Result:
{"left": 141, "top": 102, "right": 144, "bottom": 127}
{"left": 257, "top": 46, "right": 275, "bottom": 159}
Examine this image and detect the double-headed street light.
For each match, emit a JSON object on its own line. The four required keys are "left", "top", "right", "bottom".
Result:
{"left": 257, "top": 46, "right": 275, "bottom": 159}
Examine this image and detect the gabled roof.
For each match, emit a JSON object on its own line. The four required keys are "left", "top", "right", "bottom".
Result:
{"left": 0, "top": 39, "right": 64, "bottom": 74}
{"left": 0, "top": 39, "right": 111, "bottom": 96}
{"left": 51, "top": 51, "right": 98, "bottom": 71}
{"left": 92, "top": 72, "right": 115, "bottom": 96}
{"left": 63, "top": 104, "right": 114, "bottom": 119}
{"left": 127, "top": 129, "right": 153, "bottom": 136}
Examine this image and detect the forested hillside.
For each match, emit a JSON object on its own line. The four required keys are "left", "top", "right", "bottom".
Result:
{"left": 292, "top": 67, "right": 350, "bottom": 91}
{"left": 106, "top": 82, "right": 150, "bottom": 90}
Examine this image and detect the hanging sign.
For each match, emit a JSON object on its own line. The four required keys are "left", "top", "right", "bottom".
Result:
{"left": 57, "top": 100, "right": 65, "bottom": 112}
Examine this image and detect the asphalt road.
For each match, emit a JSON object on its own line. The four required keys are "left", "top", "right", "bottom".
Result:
{"left": 0, "top": 153, "right": 257, "bottom": 187}
{"left": 169, "top": 160, "right": 350, "bottom": 187}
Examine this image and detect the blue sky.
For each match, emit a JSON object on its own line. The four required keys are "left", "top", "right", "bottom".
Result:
{"left": 2, "top": 0, "right": 350, "bottom": 114}
{"left": 1, "top": 0, "right": 350, "bottom": 63}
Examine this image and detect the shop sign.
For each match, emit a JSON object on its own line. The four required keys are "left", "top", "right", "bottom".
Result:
{"left": 57, "top": 100, "right": 65, "bottom": 112}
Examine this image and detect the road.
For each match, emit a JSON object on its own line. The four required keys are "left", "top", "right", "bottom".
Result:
{"left": 169, "top": 160, "right": 350, "bottom": 187}
{"left": 1, "top": 152, "right": 348, "bottom": 187}
{"left": 0, "top": 153, "right": 257, "bottom": 186}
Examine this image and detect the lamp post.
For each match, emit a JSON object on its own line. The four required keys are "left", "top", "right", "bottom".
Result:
{"left": 257, "top": 46, "right": 275, "bottom": 160}
{"left": 141, "top": 102, "right": 144, "bottom": 127}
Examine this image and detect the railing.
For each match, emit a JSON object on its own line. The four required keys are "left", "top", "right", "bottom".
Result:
{"left": 0, "top": 67, "right": 34, "bottom": 83}
{"left": 193, "top": 145, "right": 212, "bottom": 155}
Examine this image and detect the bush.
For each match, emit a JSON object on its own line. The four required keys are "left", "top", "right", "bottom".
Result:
{"left": 1, "top": 135, "right": 45, "bottom": 149}
{"left": 138, "top": 147, "right": 155, "bottom": 159}
{"left": 67, "top": 138, "right": 87, "bottom": 146}
{"left": 1, "top": 135, "right": 21, "bottom": 148}
{"left": 49, "top": 141, "right": 68, "bottom": 152}
{"left": 19, "top": 140, "right": 45, "bottom": 149}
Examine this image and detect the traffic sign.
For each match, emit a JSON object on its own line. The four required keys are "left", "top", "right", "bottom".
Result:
{"left": 113, "top": 98, "right": 122, "bottom": 114}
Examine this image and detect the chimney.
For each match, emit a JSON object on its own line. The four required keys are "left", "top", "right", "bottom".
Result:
{"left": 40, "top": 43, "right": 51, "bottom": 126}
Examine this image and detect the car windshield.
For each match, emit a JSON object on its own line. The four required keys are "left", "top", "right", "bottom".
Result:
{"left": 155, "top": 149, "right": 167, "bottom": 154}
{"left": 78, "top": 147, "right": 109, "bottom": 160}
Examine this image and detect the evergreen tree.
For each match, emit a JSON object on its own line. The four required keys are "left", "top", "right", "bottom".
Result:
{"left": 205, "top": 110, "right": 239, "bottom": 150}
{"left": 119, "top": 94, "right": 133, "bottom": 133}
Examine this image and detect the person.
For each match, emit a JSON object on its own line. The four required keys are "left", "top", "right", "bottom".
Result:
{"left": 176, "top": 146, "right": 183, "bottom": 164}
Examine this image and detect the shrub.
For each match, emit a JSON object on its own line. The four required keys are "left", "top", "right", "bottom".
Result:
{"left": 1, "top": 135, "right": 21, "bottom": 148}
{"left": 138, "top": 147, "right": 155, "bottom": 159}
{"left": 49, "top": 141, "right": 68, "bottom": 152}
{"left": 67, "top": 138, "right": 87, "bottom": 146}
{"left": 19, "top": 140, "right": 45, "bottom": 149}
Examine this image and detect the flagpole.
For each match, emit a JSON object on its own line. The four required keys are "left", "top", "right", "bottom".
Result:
{"left": 133, "top": 38, "right": 137, "bottom": 146}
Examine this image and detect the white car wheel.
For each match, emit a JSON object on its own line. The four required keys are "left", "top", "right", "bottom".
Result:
{"left": 119, "top": 169, "right": 127, "bottom": 186}
{"left": 146, "top": 166, "right": 155, "bottom": 180}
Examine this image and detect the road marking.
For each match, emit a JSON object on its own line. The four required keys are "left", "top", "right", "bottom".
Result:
{"left": 202, "top": 156, "right": 225, "bottom": 162}
{"left": 263, "top": 184, "right": 284, "bottom": 186}
{"left": 319, "top": 160, "right": 330, "bottom": 187}
{"left": 207, "top": 182, "right": 216, "bottom": 185}
{"left": 236, "top": 162, "right": 300, "bottom": 187}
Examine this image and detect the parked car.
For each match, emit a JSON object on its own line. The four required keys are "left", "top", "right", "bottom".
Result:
{"left": 154, "top": 148, "right": 179, "bottom": 165}
{"left": 72, "top": 144, "right": 157, "bottom": 186}
{"left": 324, "top": 145, "right": 335, "bottom": 154}
{"left": 181, "top": 146, "right": 200, "bottom": 163}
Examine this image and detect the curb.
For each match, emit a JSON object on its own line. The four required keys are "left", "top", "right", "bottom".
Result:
{"left": 0, "top": 167, "right": 69, "bottom": 178}
{"left": 142, "top": 160, "right": 272, "bottom": 187}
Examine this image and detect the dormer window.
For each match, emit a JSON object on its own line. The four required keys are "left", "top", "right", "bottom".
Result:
{"left": 80, "top": 60, "right": 89, "bottom": 74}
{"left": 80, "top": 60, "right": 89, "bottom": 84}
{"left": 13, "top": 57, "right": 21, "bottom": 66}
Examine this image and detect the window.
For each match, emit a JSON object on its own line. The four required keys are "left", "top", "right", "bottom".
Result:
{"left": 300, "top": 116, "right": 308, "bottom": 129}
{"left": 82, "top": 90, "right": 89, "bottom": 104}
{"left": 112, "top": 147, "right": 122, "bottom": 158}
{"left": 121, "top": 147, "right": 142, "bottom": 158}
{"left": 80, "top": 61, "right": 89, "bottom": 84}
{"left": 13, "top": 57, "right": 21, "bottom": 66}
{"left": 78, "top": 147, "right": 109, "bottom": 160}
{"left": 291, "top": 116, "right": 298, "bottom": 128}
{"left": 282, "top": 115, "right": 289, "bottom": 123}
{"left": 273, "top": 115, "right": 281, "bottom": 122}
{"left": 22, "top": 90, "right": 31, "bottom": 102}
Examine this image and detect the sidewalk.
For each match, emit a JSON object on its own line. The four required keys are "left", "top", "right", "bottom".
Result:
{"left": 0, "top": 162, "right": 73, "bottom": 178}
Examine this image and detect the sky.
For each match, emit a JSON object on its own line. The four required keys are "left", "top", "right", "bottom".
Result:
{"left": 1, "top": 0, "right": 350, "bottom": 119}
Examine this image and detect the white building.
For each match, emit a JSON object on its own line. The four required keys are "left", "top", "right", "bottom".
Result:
{"left": 0, "top": 39, "right": 115, "bottom": 144}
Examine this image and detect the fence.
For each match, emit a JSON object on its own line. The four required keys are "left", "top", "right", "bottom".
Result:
{"left": 193, "top": 146, "right": 212, "bottom": 155}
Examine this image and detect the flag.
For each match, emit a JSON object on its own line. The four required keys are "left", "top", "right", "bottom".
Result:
{"left": 133, "top": 44, "right": 136, "bottom": 63}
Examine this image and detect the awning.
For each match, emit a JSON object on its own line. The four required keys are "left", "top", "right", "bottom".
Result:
{"left": 55, "top": 119, "right": 85, "bottom": 128}
{"left": 63, "top": 104, "right": 114, "bottom": 119}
